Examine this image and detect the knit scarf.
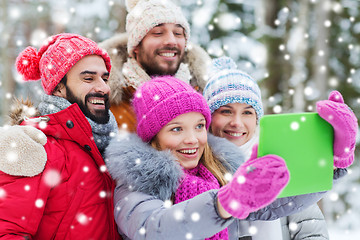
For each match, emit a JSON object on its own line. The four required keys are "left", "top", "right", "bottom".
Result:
{"left": 38, "top": 94, "right": 118, "bottom": 153}
{"left": 122, "top": 58, "right": 192, "bottom": 89}
{"left": 174, "top": 163, "right": 229, "bottom": 240}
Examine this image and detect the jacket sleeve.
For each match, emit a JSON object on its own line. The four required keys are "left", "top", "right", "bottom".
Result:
{"left": 113, "top": 185, "right": 235, "bottom": 240}
{"left": 281, "top": 203, "right": 329, "bottom": 240}
{"left": 0, "top": 172, "right": 50, "bottom": 239}
{"left": 246, "top": 168, "right": 347, "bottom": 221}
{"left": 245, "top": 190, "right": 325, "bottom": 221}
{"left": 0, "top": 136, "right": 63, "bottom": 239}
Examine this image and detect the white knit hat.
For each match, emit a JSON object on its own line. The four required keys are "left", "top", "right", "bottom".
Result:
{"left": 125, "top": 0, "right": 190, "bottom": 56}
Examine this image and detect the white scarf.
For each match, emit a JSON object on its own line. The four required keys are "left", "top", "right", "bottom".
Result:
{"left": 122, "top": 58, "right": 191, "bottom": 89}
{"left": 239, "top": 130, "right": 283, "bottom": 240}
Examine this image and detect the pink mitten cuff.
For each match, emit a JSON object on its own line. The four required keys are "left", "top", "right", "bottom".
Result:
{"left": 218, "top": 154, "right": 289, "bottom": 219}
{"left": 316, "top": 91, "right": 358, "bottom": 168}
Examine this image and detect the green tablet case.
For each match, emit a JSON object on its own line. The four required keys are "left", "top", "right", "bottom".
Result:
{"left": 258, "top": 112, "right": 334, "bottom": 198}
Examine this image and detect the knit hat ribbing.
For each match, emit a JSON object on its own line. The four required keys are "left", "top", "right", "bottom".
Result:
{"left": 133, "top": 76, "right": 211, "bottom": 142}
{"left": 15, "top": 33, "right": 111, "bottom": 94}
{"left": 125, "top": 0, "right": 190, "bottom": 56}
{"left": 203, "top": 57, "right": 263, "bottom": 119}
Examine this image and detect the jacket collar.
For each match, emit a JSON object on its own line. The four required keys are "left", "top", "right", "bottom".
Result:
{"left": 22, "top": 104, "right": 107, "bottom": 170}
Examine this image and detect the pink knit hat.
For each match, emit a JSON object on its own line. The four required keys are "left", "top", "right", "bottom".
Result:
{"left": 15, "top": 33, "right": 111, "bottom": 94}
{"left": 133, "top": 76, "right": 211, "bottom": 142}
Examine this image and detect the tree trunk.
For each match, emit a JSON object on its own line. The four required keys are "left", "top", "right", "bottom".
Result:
{"left": 0, "top": 0, "right": 16, "bottom": 125}
{"left": 259, "top": 0, "right": 288, "bottom": 114}
{"left": 312, "top": 0, "right": 330, "bottom": 101}
{"left": 291, "top": 0, "right": 310, "bottom": 112}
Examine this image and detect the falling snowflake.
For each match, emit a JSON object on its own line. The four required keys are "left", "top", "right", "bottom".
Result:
{"left": 236, "top": 175, "right": 246, "bottom": 184}
{"left": 289, "top": 221, "right": 298, "bottom": 232}
{"left": 191, "top": 212, "right": 200, "bottom": 222}
{"left": 6, "top": 151, "right": 18, "bottom": 163}
{"left": 249, "top": 225, "right": 258, "bottom": 235}
{"left": 185, "top": 233, "right": 193, "bottom": 239}
{"left": 99, "top": 165, "right": 107, "bottom": 172}
{"left": 139, "top": 227, "right": 146, "bottom": 235}
{"left": 290, "top": 121, "right": 300, "bottom": 131}
{"left": 229, "top": 200, "right": 239, "bottom": 210}
{"left": 76, "top": 213, "right": 89, "bottom": 225}
{"left": 273, "top": 105, "right": 282, "bottom": 113}
{"left": 174, "top": 210, "right": 184, "bottom": 221}
{"left": 0, "top": 188, "right": 6, "bottom": 199}
{"left": 135, "top": 158, "right": 141, "bottom": 165}
{"left": 38, "top": 121, "right": 48, "bottom": 129}
{"left": 318, "top": 158, "right": 327, "bottom": 167}
{"left": 99, "top": 191, "right": 106, "bottom": 198}
{"left": 224, "top": 172, "right": 232, "bottom": 181}
{"left": 164, "top": 200, "right": 173, "bottom": 208}
{"left": 329, "top": 192, "right": 339, "bottom": 201}
{"left": 35, "top": 199, "right": 44, "bottom": 208}
{"left": 44, "top": 169, "right": 61, "bottom": 187}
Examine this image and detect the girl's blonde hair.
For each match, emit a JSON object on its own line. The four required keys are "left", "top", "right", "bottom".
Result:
{"left": 151, "top": 140, "right": 228, "bottom": 187}
{"left": 201, "top": 143, "right": 228, "bottom": 186}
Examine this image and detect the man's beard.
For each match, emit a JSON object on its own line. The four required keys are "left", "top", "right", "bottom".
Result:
{"left": 65, "top": 86, "right": 110, "bottom": 124}
{"left": 137, "top": 47, "right": 184, "bottom": 76}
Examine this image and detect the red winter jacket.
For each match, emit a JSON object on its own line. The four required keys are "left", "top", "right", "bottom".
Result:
{"left": 0, "top": 104, "right": 121, "bottom": 240}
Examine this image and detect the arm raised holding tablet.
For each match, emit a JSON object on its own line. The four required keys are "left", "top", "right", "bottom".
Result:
{"left": 316, "top": 90, "right": 358, "bottom": 169}
{"left": 258, "top": 90, "right": 357, "bottom": 198}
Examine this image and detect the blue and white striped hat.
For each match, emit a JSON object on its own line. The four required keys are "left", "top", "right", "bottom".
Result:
{"left": 203, "top": 57, "right": 263, "bottom": 120}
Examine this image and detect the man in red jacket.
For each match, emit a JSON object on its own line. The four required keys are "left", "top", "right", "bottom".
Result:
{"left": 0, "top": 33, "right": 121, "bottom": 240}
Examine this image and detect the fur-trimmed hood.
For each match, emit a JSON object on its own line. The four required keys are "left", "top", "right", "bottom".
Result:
{"left": 104, "top": 132, "right": 245, "bottom": 201}
{"left": 1, "top": 100, "right": 45, "bottom": 177}
{"left": 99, "top": 33, "right": 212, "bottom": 105}
{"left": 7, "top": 98, "right": 41, "bottom": 126}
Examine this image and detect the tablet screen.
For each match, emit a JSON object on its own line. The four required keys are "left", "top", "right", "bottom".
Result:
{"left": 258, "top": 112, "right": 334, "bottom": 198}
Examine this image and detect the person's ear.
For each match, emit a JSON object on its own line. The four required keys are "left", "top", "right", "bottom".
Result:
{"left": 133, "top": 46, "right": 139, "bottom": 59}
{"left": 53, "top": 82, "right": 66, "bottom": 98}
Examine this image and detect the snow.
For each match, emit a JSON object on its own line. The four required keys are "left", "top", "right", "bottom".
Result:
{"left": 328, "top": 227, "right": 360, "bottom": 240}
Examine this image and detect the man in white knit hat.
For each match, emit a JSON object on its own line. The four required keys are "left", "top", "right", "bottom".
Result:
{"left": 99, "top": 0, "right": 211, "bottom": 132}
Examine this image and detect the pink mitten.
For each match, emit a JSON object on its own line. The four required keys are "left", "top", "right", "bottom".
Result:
{"left": 218, "top": 145, "right": 290, "bottom": 219}
{"left": 316, "top": 91, "right": 358, "bottom": 168}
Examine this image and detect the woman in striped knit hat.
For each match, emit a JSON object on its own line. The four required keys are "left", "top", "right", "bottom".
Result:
{"left": 203, "top": 56, "right": 356, "bottom": 240}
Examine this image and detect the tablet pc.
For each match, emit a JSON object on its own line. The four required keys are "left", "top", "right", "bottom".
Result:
{"left": 258, "top": 112, "right": 334, "bottom": 198}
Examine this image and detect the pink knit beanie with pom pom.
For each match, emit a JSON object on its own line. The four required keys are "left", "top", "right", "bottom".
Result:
{"left": 15, "top": 33, "right": 111, "bottom": 94}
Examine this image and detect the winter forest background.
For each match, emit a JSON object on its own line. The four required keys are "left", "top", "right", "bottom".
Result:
{"left": 1, "top": 0, "right": 360, "bottom": 239}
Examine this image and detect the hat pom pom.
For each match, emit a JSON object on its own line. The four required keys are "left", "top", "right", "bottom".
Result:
{"left": 211, "top": 56, "right": 238, "bottom": 72}
{"left": 15, "top": 46, "right": 41, "bottom": 81}
{"left": 125, "top": 0, "right": 141, "bottom": 11}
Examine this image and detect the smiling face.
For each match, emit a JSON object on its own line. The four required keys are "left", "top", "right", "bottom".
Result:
{"left": 53, "top": 55, "right": 111, "bottom": 124}
{"left": 210, "top": 103, "right": 257, "bottom": 147}
{"left": 133, "top": 23, "right": 186, "bottom": 76}
{"left": 153, "top": 112, "right": 207, "bottom": 170}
